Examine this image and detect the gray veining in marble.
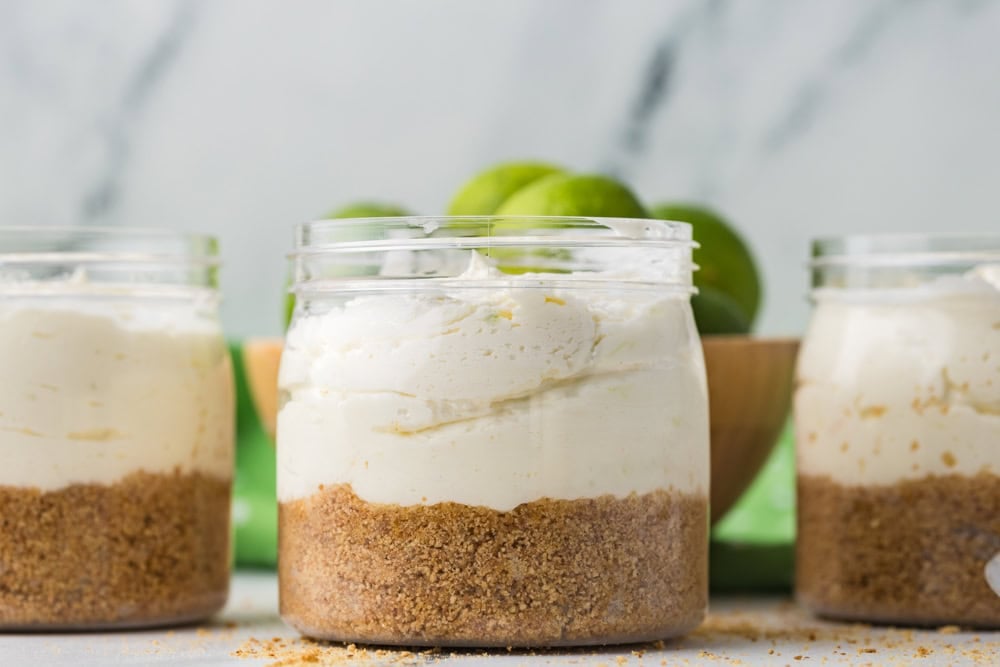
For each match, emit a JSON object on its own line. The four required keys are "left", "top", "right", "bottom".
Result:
{"left": 2, "top": 0, "right": 999, "bottom": 336}
{"left": 81, "top": 0, "right": 199, "bottom": 223}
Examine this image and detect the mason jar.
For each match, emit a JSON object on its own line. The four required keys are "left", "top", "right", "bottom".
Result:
{"left": 0, "top": 227, "right": 234, "bottom": 629}
{"left": 277, "top": 216, "right": 709, "bottom": 646}
{"left": 796, "top": 234, "right": 1000, "bottom": 627}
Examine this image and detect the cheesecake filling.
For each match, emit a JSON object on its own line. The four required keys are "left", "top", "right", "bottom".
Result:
{"left": 0, "top": 294, "right": 233, "bottom": 489}
{"left": 278, "top": 252, "right": 708, "bottom": 510}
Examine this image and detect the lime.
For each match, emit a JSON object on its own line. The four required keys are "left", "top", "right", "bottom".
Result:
{"left": 327, "top": 202, "right": 412, "bottom": 219}
{"left": 651, "top": 203, "right": 761, "bottom": 327}
{"left": 472, "top": 173, "right": 646, "bottom": 274}
{"left": 691, "top": 286, "right": 751, "bottom": 335}
{"left": 448, "top": 162, "right": 564, "bottom": 216}
{"left": 285, "top": 201, "right": 415, "bottom": 328}
{"left": 496, "top": 173, "right": 649, "bottom": 218}
{"left": 284, "top": 284, "right": 296, "bottom": 330}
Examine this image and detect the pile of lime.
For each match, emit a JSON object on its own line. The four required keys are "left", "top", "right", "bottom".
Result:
{"left": 299, "top": 161, "right": 762, "bottom": 335}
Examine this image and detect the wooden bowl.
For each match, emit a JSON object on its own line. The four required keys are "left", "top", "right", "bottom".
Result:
{"left": 703, "top": 336, "right": 800, "bottom": 523}
{"left": 240, "top": 336, "right": 801, "bottom": 524}
{"left": 242, "top": 338, "right": 283, "bottom": 439}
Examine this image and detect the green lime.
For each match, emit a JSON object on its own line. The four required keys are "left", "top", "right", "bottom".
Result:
{"left": 691, "top": 286, "right": 751, "bottom": 336}
{"left": 448, "top": 162, "right": 564, "bottom": 216}
{"left": 651, "top": 203, "right": 761, "bottom": 327}
{"left": 472, "top": 173, "right": 645, "bottom": 274}
{"left": 496, "top": 173, "right": 649, "bottom": 218}
{"left": 284, "top": 284, "right": 295, "bottom": 330}
{"left": 285, "top": 201, "right": 415, "bottom": 328}
{"left": 327, "top": 202, "right": 412, "bottom": 219}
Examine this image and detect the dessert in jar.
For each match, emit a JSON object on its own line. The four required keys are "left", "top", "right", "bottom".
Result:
{"left": 796, "top": 234, "right": 1000, "bottom": 627}
{"left": 0, "top": 228, "right": 234, "bottom": 629}
{"left": 277, "top": 217, "right": 709, "bottom": 646}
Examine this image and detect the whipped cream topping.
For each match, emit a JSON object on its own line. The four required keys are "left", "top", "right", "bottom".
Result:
{"left": 0, "top": 293, "right": 233, "bottom": 490}
{"left": 277, "top": 252, "right": 709, "bottom": 510}
{"left": 796, "top": 267, "right": 1000, "bottom": 485}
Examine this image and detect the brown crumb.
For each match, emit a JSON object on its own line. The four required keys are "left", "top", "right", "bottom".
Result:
{"left": 0, "top": 470, "right": 230, "bottom": 628}
{"left": 279, "top": 483, "right": 707, "bottom": 647}
{"left": 797, "top": 473, "right": 1000, "bottom": 626}
{"left": 233, "top": 637, "right": 438, "bottom": 666}
{"left": 938, "top": 625, "right": 961, "bottom": 635}
{"left": 859, "top": 405, "right": 887, "bottom": 419}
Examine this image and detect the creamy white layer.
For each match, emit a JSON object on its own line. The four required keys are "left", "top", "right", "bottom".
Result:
{"left": 0, "top": 294, "right": 233, "bottom": 490}
{"left": 796, "top": 270, "right": 1000, "bottom": 485}
{"left": 277, "top": 253, "right": 709, "bottom": 510}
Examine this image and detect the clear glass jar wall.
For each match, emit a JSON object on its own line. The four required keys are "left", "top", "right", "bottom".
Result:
{"left": 795, "top": 234, "right": 1000, "bottom": 627}
{"left": 277, "top": 217, "right": 710, "bottom": 646}
{"left": 0, "top": 227, "right": 233, "bottom": 629}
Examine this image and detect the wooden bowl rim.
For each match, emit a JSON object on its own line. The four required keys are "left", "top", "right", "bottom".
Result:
{"left": 702, "top": 334, "right": 800, "bottom": 348}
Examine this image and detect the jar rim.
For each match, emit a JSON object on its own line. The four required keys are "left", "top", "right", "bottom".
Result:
{"left": 810, "top": 233, "right": 1000, "bottom": 268}
{"left": 290, "top": 216, "right": 696, "bottom": 294}
{"left": 0, "top": 226, "right": 220, "bottom": 266}
{"left": 293, "top": 216, "right": 694, "bottom": 255}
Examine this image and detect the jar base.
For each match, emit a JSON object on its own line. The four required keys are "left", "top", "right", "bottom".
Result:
{"left": 278, "top": 484, "right": 708, "bottom": 648}
{"left": 0, "top": 471, "right": 232, "bottom": 632}
{"left": 0, "top": 593, "right": 228, "bottom": 632}
{"left": 796, "top": 473, "right": 1000, "bottom": 630}
{"left": 798, "top": 596, "right": 1000, "bottom": 631}
{"left": 280, "top": 614, "right": 704, "bottom": 649}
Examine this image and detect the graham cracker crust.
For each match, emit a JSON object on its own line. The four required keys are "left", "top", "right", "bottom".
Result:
{"left": 0, "top": 470, "right": 231, "bottom": 629}
{"left": 797, "top": 473, "right": 1000, "bottom": 628}
{"left": 279, "top": 484, "right": 707, "bottom": 647}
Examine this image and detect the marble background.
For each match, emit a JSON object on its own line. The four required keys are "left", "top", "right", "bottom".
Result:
{"left": 2, "top": 0, "right": 999, "bottom": 337}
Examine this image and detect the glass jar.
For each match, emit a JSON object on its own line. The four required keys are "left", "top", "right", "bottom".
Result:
{"left": 0, "top": 227, "right": 233, "bottom": 629}
{"left": 278, "top": 216, "right": 709, "bottom": 647}
{"left": 795, "top": 234, "right": 1000, "bottom": 627}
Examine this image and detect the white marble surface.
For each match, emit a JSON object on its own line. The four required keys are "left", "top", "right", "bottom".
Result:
{"left": 2, "top": 572, "right": 997, "bottom": 666}
{"left": 2, "top": 0, "right": 1000, "bottom": 337}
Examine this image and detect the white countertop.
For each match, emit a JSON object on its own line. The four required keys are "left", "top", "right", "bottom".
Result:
{"left": 3, "top": 572, "right": 998, "bottom": 666}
